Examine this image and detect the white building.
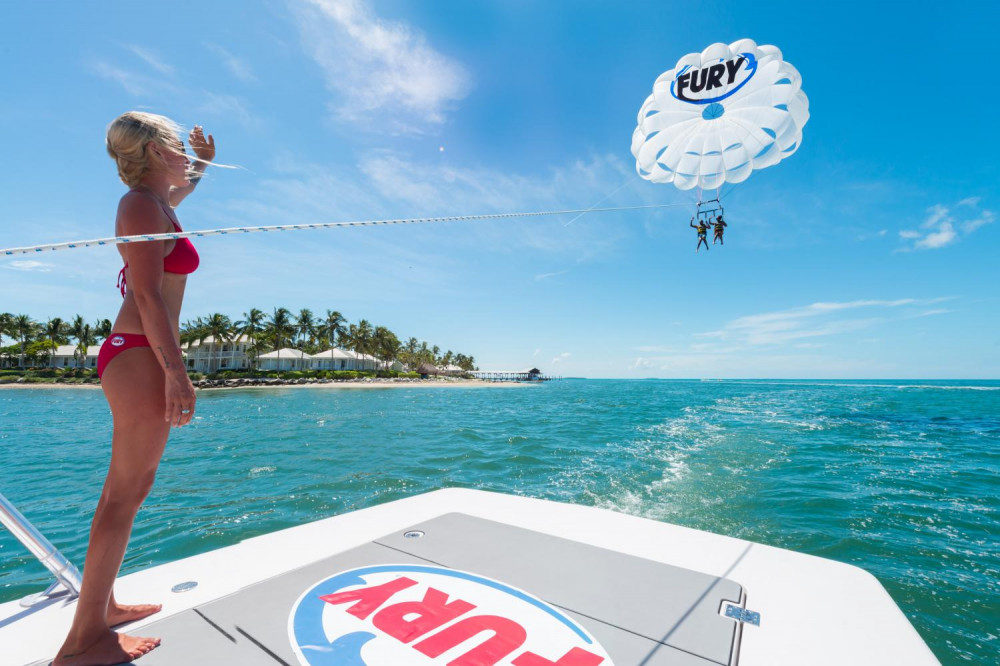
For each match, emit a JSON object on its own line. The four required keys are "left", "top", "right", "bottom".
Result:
{"left": 46, "top": 344, "right": 99, "bottom": 370}
{"left": 259, "top": 348, "right": 311, "bottom": 371}
{"left": 181, "top": 334, "right": 253, "bottom": 372}
{"left": 310, "top": 348, "right": 361, "bottom": 371}
{"left": 308, "top": 349, "right": 385, "bottom": 371}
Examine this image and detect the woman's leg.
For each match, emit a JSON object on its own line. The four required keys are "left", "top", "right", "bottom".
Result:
{"left": 54, "top": 347, "right": 169, "bottom": 665}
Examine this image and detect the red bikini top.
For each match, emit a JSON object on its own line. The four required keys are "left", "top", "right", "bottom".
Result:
{"left": 117, "top": 215, "right": 200, "bottom": 298}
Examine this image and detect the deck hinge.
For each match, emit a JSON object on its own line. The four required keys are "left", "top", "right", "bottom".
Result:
{"left": 724, "top": 603, "right": 760, "bottom": 626}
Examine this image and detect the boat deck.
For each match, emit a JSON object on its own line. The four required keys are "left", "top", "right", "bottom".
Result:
{"left": 2, "top": 489, "right": 938, "bottom": 665}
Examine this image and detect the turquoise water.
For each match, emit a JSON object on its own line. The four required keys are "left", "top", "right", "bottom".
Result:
{"left": 1, "top": 380, "right": 997, "bottom": 663}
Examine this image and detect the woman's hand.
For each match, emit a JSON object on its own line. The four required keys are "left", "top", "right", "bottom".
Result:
{"left": 164, "top": 371, "right": 197, "bottom": 427}
{"left": 188, "top": 125, "right": 215, "bottom": 165}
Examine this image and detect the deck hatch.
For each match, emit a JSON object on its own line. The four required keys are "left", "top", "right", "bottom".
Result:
{"left": 127, "top": 512, "right": 745, "bottom": 665}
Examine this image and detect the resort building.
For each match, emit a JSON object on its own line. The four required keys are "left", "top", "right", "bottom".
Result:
{"left": 310, "top": 348, "right": 362, "bottom": 371}
{"left": 46, "top": 344, "right": 99, "bottom": 370}
{"left": 181, "top": 334, "right": 254, "bottom": 373}
{"left": 307, "top": 349, "right": 399, "bottom": 372}
{"left": 258, "top": 348, "right": 310, "bottom": 371}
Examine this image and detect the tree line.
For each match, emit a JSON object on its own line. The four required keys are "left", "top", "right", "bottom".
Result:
{"left": 0, "top": 309, "right": 477, "bottom": 373}
{"left": 0, "top": 313, "right": 111, "bottom": 368}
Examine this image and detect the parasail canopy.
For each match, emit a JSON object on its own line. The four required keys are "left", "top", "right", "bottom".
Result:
{"left": 631, "top": 38, "right": 809, "bottom": 191}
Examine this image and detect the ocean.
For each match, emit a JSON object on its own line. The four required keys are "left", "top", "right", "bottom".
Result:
{"left": 0, "top": 380, "right": 997, "bottom": 663}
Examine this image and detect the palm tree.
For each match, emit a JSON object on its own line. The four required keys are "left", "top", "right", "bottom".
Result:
{"left": 69, "top": 316, "right": 87, "bottom": 368}
{"left": 404, "top": 337, "right": 418, "bottom": 368}
{"left": 455, "top": 353, "right": 476, "bottom": 371}
{"left": 74, "top": 324, "right": 95, "bottom": 369}
{"left": 200, "top": 313, "right": 233, "bottom": 373}
{"left": 44, "top": 318, "right": 66, "bottom": 368}
{"left": 236, "top": 308, "right": 266, "bottom": 371}
{"left": 432, "top": 345, "right": 441, "bottom": 365}
{"left": 94, "top": 318, "right": 113, "bottom": 342}
{"left": 320, "top": 310, "right": 346, "bottom": 350}
{"left": 265, "top": 308, "right": 295, "bottom": 371}
{"left": 0, "top": 313, "right": 12, "bottom": 348}
{"left": 13, "top": 314, "right": 37, "bottom": 368}
{"left": 180, "top": 318, "right": 205, "bottom": 348}
{"left": 296, "top": 308, "right": 316, "bottom": 351}
{"left": 340, "top": 324, "right": 358, "bottom": 368}
{"left": 355, "top": 319, "right": 373, "bottom": 370}
{"left": 373, "top": 326, "right": 400, "bottom": 370}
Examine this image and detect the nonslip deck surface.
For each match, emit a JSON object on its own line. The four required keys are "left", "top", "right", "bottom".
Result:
{"left": 47, "top": 513, "right": 746, "bottom": 665}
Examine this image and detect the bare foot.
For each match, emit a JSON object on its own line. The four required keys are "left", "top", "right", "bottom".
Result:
{"left": 107, "top": 602, "right": 162, "bottom": 628}
{"left": 52, "top": 629, "right": 160, "bottom": 665}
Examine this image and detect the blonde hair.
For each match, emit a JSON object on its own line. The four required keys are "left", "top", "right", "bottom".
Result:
{"left": 105, "top": 111, "right": 184, "bottom": 188}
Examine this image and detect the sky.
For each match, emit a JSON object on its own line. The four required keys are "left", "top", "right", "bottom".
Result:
{"left": 1, "top": 0, "right": 998, "bottom": 378}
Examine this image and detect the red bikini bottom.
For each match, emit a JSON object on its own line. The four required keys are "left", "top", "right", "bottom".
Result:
{"left": 97, "top": 333, "right": 151, "bottom": 379}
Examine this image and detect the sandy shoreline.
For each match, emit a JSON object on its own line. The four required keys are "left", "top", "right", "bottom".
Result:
{"left": 0, "top": 378, "right": 530, "bottom": 391}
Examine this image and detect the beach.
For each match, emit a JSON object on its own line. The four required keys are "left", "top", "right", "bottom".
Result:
{"left": 0, "top": 378, "right": 530, "bottom": 390}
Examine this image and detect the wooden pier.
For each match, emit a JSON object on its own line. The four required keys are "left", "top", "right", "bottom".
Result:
{"left": 470, "top": 368, "right": 557, "bottom": 382}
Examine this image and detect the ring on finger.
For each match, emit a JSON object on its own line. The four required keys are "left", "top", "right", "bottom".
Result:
{"left": 181, "top": 408, "right": 192, "bottom": 414}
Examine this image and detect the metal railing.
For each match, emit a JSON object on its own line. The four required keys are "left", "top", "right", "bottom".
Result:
{"left": 0, "top": 491, "right": 82, "bottom": 606}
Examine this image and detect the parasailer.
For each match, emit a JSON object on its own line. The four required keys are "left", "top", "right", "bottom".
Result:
{"left": 690, "top": 217, "right": 710, "bottom": 252}
{"left": 631, "top": 38, "right": 809, "bottom": 251}
{"left": 712, "top": 215, "right": 727, "bottom": 245}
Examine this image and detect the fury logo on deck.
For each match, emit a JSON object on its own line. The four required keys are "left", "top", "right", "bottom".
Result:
{"left": 289, "top": 564, "right": 613, "bottom": 666}
{"left": 671, "top": 53, "right": 757, "bottom": 104}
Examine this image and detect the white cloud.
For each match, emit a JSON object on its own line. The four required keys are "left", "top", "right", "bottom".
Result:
{"left": 218, "top": 149, "right": 639, "bottom": 262}
{"left": 90, "top": 52, "right": 183, "bottom": 97}
{"left": 631, "top": 357, "right": 652, "bottom": 370}
{"left": 696, "top": 298, "right": 946, "bottom": 346}
{"left": 624, "top": 298, "right": 958, "bottom": 378}
{"left": 5, "top": 260, "right": 52, "bottom": 272}
{"left": 915, "top": 221, "right": 957, "bottom": 249}
{"left": 205, "top": 43, "right": 256, "bottom": 82}
{"left": 961, "top": 210, "right": 995, "bottom": 233}
{"left": 534, "top": 270, "right": 568, "bottom": 281}
{"left": 197, "top": 93, "right": 258, "bottom": 129}
{"left": 294, "top": 0, "right": 470, "bottom": 132}
{"left": 126, "top": 45, "right": 175, "bottom": 75}
{"left": 551, "top": 352, "right": 571, "bottom": 364}
{"left": 90, "top": 61, "right": 152, "bottom": 96}
{"left": 898, "top": 199, "right": 993, "bottom": 251}
{"left": 921, "top": 204, "right": 949, "bottom": 229}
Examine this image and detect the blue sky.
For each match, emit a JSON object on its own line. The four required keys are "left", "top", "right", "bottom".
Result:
{"left": 1, "top": 0, "right": 997, "bottom": 378}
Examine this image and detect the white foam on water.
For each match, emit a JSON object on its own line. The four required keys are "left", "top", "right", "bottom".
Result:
{"left": 699, "top": 380, "right": 1000, "bottom": 391}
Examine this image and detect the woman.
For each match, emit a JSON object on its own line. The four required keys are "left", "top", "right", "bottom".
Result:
{"left": 54, "top": 112, "right": 214, "bottom": 665}
{"left": 690, "top": 216, "right": 710, "bottom": 252}
{"left": 712, "top": 215, "right": 728, "bottom": 245}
